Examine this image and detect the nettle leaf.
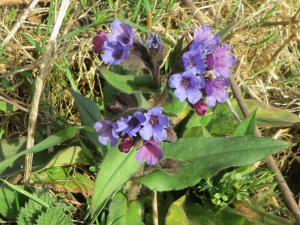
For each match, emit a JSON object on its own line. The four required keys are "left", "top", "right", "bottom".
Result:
{"left": 139, "top": 136, "right": 291, "bottom": 191}
{"left": 233, "top": 109, "right": 257, "bottom": 137}
{"left": 91, "top": 147, "right": 141, "bottom": 216}
{"left": 100, "top": 68, "right": 158, "bottom": 93}
{"left": 69, "top": 88, "right": 108, "bottom": 156}
{"left": 31, "top": 167, "right": 94, "bottom": 195}
{"left": 0, "top": 126, "right": 85, "bottom": 175}
{"left": 36, "top": 205, "right": 72, "bottom": 225}
{"left": 107, "top": 192, "right": 144, "bottom": 225}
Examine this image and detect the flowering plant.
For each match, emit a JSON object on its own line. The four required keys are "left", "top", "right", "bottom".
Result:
{"left": 67, "top": 19, "right": 291, "bottom": 219}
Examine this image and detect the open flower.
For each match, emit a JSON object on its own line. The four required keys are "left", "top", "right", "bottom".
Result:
{"left": 115, "top": 112, "right": 145, "bottom": 137}
{"left": 101, "top": 41, "right": 129, "bottom": 65}
{"left": 205, "top": 78, "right": 230, "bottom": 107}
{"left": 93, "top": 30, "right": 107, "bottom": 52}
{"left": 146, "top": 33, "right": 162, "bottom": 49}
{"left": 194, "top": 99, "right": 209, "bottom": 116}
{"left": 168, "top": 68, "right": 205, "bottom": 104}
{"left": 193, "top": 25, "right": 220, "bottom": 53}
{"left": 94, "top": 120, "right": 119, "bottom": 147}
{"left": 206, "top": 44, "right": 235, "bottom": 78}
{"left": 107, "top": 19, "right": 134, "bottom": 46}
{"left": 139, "top": 107, "right": 169, "bottom": 142}
{"left": 182, "top": 41, "right": 207, "bottom": 74}
{"left": 135, "top": 138, "right": 163, "bottom": 165}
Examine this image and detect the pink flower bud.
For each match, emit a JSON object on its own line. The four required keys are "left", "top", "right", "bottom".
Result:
{"left": 194, "top": 99, "right": 208, "bottom": 116}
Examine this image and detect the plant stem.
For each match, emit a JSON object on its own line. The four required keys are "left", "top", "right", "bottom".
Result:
{"left": 128, "top": 163, "right": 144, "bottom": 201}
{"left": 152, "top": 190, "right": 159, "bottom": 225}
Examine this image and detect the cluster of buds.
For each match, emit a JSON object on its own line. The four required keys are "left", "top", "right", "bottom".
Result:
{"left": 92, "top": 20, "right": 235, "bottom": 165}
{"left": 94, "top": 107, "right": 169, "bottom": 165}
{"left": 169, "top": 26, "right": 235, "bottom": 116}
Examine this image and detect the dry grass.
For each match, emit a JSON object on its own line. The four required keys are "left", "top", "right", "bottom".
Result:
{"left": 0, "top": 0, "right": 300, "bottom": 221}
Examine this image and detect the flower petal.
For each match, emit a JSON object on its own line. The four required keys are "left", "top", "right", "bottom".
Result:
{"left": 153, "top": 124, "right": 167, "bottom": 142}
{"left": 168, "top": 74, "right": 182, "bottom": 88}
{"left": 139, "top": 124, "right": 153, "bottom": 140}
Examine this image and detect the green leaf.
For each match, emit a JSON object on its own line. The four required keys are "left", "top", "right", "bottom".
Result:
{"left": 0, "top": 126, "right": 85, "bottom": 175}
{"left": 23, "top": 35, "right": 44, "bottom": 54}
{"left": 0, "top": 186, "right": 29, "bottom": 220}
{"left": 36, "top": 205, "right": 72, "bottom": 225}
{"left": 100, "top": 68, "right": 157, "bottom": 94}
{"left": 166, "top": 195, "right": 220, "bottom": 225}
{"left": 1, "top": 180, "right": 50, "bottom": 208}
{"left": 42, "top": 146, "right": 94, "bottom": 169}
{"left": 135, "top": 92, "right": 150, "bottom": 109}
{"left": 139, "top": 136, "right": 291, "bottom": 191}
{"left": 232, "top": 199, "right": 293, "bottom": 225}
{"left": 182, "top": 126, "right": 211, "bottom": 138}
{"left": 31, "top": 167, "right": 94, "bottom": 195}
{"left": 169, "top": 34, "right": 185, "bottom": 71}
{"left": 217, "top": 22, "right": 237, "bottom": 40}
{"left": 69, "top": 88, "right": 107, "bottom": 156}
{"left": 233, "top": 109, "right": 257, "bottom": 136}
{"left": 107, "top": 192, "right": 144, "bottom": 225}
{"left": 211, "top": 99, "right": 300, "bottom": 136}
{"left": 91, "top": 147, "right": 141, "bottom": 216}
{"left": 17, "top": 188, "right": 57, "bottom": 225}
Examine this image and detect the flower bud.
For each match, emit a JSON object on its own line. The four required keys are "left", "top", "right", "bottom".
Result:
{"left": 194, "top": 99, "right": 208, "bottom": 116}
{"left": 119, "top": 136, "right": 132, "bottom": 153}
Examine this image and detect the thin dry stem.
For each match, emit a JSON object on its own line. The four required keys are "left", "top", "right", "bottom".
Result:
{"left": 152, "top": 190, "right": 159, "bottom": 225}
{"left": 24, "top": 0, "right": 70, "bottom": 185}
{"left": 182, "top": 0, "right": 205, "bottom": 26}
{"left": 1, "top": 0, "right": 39, "bottom": 48}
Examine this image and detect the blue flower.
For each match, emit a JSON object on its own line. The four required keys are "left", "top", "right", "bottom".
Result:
{"left": 182, "top": 41, "right": 207, "bottom": 74}
{"left": 146, "top": 33, "right": 162, "bottom": 49}
{"left": 101, "top": 41, "right": 129, "bottom": 65}
{"left": 135, "top": 138, "right": 163, "bottom": 165}
{"left": 107, "top": 19, "right": 134, "bottom": 46}
{"left": 139, "top": 107, "right": 169, "bottom": 142}
{"left": 205, "top": 78, "right": 230, "bottom": 107}
{"left": 115, "top": 112, "right": 146, "bottom": 137}
{"left": 168, "top": 68, "right": 205, "bottom": 104}
{"left": 193, "top": 25, "right": 221, "bottom": 53}
{"left": 94, "top": 120, "right": 119, "bottom": 147}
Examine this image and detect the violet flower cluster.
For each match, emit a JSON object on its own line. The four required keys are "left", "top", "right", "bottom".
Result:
{"left": 94, "top": 107, "right": 169, "bottom": 166}
{"left": 169, "top": 26, "right": 235, "bottom": 116}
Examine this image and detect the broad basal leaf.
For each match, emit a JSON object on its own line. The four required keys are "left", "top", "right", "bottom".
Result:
{"left": 100, "top": 68, "right": 158, "bottom": 93}
{"left": 91, "top": 147, "right": 141, "bottom": 216}
{"left": 0, "top": 126, "right": 85, "bottom": 175}
{"left": 31, "top": 167, "right": 94, "bottom": 195}
{"left": 139, "top": 136, "right": 291, "bottom": 191}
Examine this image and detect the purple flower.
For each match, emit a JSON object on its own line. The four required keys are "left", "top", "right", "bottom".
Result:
{"left": 168, "top": 68, "right": 205, "bottom": 104}
{"left": 115, "top": 112, "right": 146, "bottom": 137}
{"left": 93, "top": 30, "right": 107, "bottom": 52}
{"left": 94, "top": 120, "right": 119, "bottom": 147}
{"left": 135, "top": 138, "right": 163, "bottom": 165}
{"left": 194, "top": 99, "right": 209, "bottom": 116}
{"left": 206, "top": 44, "right": 235, "bottom": 78}
{"left": 101, "top": 41, "right": 129, "bottom": 65}
{"left": 139, "top": 107, "right": 169, "bottom": 142}
{"left": 182, "top": 41, "right": 207, "bottom": 74}
{"left": 107, "top": 19, "right": 134, "bottom": 46}
{"left": 193, "top": 25, "right": 220, "bottom": 53}
{"left": 146, "top": 33, "right": 162, "bottom": 49}
{"left": 205, "top": 78, "right": 230, "bottom": 107}
{"left": 119, "top": 136, "right": 132, "bottom": 153}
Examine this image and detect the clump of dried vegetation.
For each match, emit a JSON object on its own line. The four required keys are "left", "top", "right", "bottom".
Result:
{"left": 0, "top": 0, "right": 299, "bottom": 222}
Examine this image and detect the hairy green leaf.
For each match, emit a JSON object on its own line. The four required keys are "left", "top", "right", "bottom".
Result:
{"left": 36, "top": 205, "right": 72, "bottom": 225}
{"left": 91, "top": 147, "right": 141, "bottom": 216}
{"left": 233, "top": 109, "right": 257, "bottom": 136}
{"left": 100, "top": 68, "right": 158, "bottom": 94}
{"left": 139, "top": 136, "right": 291, "bottom": 191}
